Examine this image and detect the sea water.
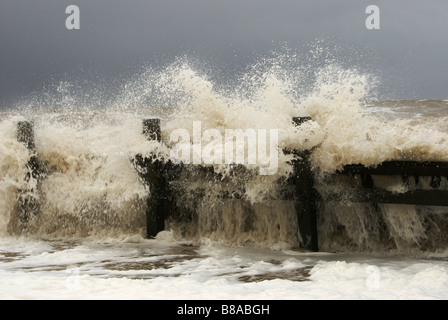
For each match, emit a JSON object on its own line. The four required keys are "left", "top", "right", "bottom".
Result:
{"left": 1, "top": 52, "right": 448, "bottom": 299}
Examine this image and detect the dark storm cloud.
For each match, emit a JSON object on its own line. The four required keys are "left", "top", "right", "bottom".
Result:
{"left": 0, "top": 0, "right": 447, "bottom": 107}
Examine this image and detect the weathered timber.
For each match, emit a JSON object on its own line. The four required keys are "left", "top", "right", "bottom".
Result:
{"left": 291, "top": 117, "right": 318, "bottom": 252}
{"left": 138, "top": 119, "right": 170, "bottom": 238}
{"left": 340, "top": 161, "right": 448, "bottom": 177}
{"left": 133, "top": 116, "right": 448, "bottom": 251}
{"left": 17, "top": 121, "right": 40, "bottom": 221}
{"left": 335, "top": 161, "right": 448, "bottom": 207}
{"left": 143, "top": 118, "right": 162, "bottom": 141}
{"left": 327, "top": 188, "right": 448, "bottom": 207}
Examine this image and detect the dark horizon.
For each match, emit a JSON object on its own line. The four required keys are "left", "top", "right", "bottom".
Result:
{"left": 1, "top": 0, "right": 447, "bottom": 108}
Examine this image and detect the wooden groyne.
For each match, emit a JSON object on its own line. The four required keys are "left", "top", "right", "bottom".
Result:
{"left": 133, "top": 118, "right": 448, "bottom": 252}
{"left": 14, "top": 119, "right": 448, "bottom": 251}
{"left": 132, "top": 117, "right": 320, "bottom": 251}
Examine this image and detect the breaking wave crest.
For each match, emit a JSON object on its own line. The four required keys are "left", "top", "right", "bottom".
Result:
{"left": 1, "top": 49, "right": 448, "bottom": 254}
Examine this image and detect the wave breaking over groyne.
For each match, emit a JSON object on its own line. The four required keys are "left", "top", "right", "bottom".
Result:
{"left": 2, "top": 57, "right": 448, "bottom": 254}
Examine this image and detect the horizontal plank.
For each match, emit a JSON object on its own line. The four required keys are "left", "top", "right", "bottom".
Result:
{"left": 339, "top": 161, "right": 448, "bottom": 177}
{"left": 326, "top": 189, "right": 448, "bottom": 207}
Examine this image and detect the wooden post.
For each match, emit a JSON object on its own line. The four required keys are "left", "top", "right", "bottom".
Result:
{"left": 141, "top": 118, "right": 168, "bottom": 238}
{"left": 292, "top": 117, "right": 318, "bottom": 252}
{"left": 143, "top": 118, "right": 161, "bottom": 142}
{"left": 17, "top": 121, "right": 35, "bottom": 150}
{"left": 17, "top": 121, "right": 40, "bottom": 221}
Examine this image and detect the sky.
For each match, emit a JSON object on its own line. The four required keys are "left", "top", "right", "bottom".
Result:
{"left": 0, "top": 0, "right": 447, "bottom": 108}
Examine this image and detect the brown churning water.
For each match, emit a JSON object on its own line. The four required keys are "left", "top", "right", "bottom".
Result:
{"left": 1, "top": 61, "right": 448, "bottom": 254}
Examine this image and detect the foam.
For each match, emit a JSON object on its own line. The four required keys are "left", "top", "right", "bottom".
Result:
{"left": 1, "top": 240, "right": 448, "bottom": 299}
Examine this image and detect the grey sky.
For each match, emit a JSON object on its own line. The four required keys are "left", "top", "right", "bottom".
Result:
{"left": 1, "top": 0, "right": 447, "bottom": 107}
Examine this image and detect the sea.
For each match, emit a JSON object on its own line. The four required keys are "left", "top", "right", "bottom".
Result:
{"left": 1, "top": 58, "right": 448, "bottom": 300}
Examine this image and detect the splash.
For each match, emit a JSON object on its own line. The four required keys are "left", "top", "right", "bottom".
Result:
{"left": 0, "top": 119, "right": 31, "bottom": 235}
{"left": 1, "top": 47, "right": 448, "bottom": 252}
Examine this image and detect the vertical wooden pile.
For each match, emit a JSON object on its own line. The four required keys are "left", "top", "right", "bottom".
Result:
{"left": 17, "top": 121, "right": 40, "bottom": 221}
{"left": 137, "top": 119, "right": 171, "bottom": 238}
{"left": 291, "top": 117, "right": 319, "bottom": 251}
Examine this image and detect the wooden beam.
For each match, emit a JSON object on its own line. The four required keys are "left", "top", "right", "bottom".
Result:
{"left": 327, "top": 189, "right": 448, "bottom": 207}
{"left": 292, "top": 117, "right": 318, "bottom": 252}
{"left": 340, "top": 161, "right": 448, "bottom": 177}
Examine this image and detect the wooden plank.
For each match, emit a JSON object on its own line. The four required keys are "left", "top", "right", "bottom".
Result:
{"left": 327, "top": 189, "right": 448, "bottom": 207}
{"left": 340, "top": 161, "right": 448, "bottom": 177}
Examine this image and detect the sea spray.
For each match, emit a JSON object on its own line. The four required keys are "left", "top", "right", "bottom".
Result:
{"left": 1, "top": 51, "right": 448, "bottom": 252}
{"left": 0, "top": 119, "right": 33, "bottom": 235}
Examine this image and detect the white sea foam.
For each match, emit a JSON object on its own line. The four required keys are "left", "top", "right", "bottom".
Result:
{"left": 1, "top": 239, "right": 448, "bottom": 300}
